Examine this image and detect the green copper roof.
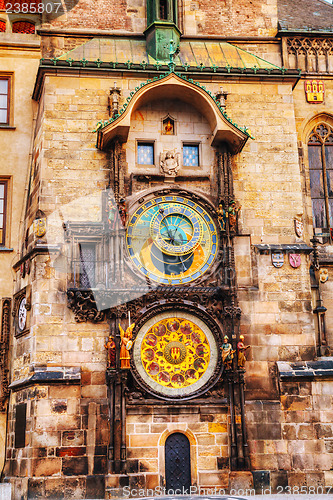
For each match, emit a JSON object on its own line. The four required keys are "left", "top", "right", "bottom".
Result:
{"left": 56, "top": 37, "right": 281, "bottom": 70}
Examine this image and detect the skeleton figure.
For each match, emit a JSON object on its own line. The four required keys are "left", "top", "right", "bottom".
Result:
{"left": 160, "top": 150, "right": 180, "bottom": 176}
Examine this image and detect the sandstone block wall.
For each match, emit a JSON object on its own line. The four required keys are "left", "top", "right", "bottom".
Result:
{"left": 126, "top": 405, "right": 230, "bottom": 489}
{"left": 42, "top": 0, "right": 278, "bottom": 38}
{"left": 293, "top": 79, "right": 333, "bottom": 348}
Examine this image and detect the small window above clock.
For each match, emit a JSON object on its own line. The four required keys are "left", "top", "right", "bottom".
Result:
{"left": 183, "top": 144, "right": 199, "bottom": 167}
{"left": 137, "top": 142, "right": 154, "bottom": 165}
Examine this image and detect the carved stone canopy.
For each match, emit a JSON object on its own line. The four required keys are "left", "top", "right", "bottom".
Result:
{"left": 97, "top": 73, "right": 249, "bottom": 154}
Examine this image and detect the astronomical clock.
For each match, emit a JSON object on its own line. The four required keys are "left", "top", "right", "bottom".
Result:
{"left": 125, "top": 191, "right": 224, "bottom": 400}
{"left": 126, "top": 194, "right": 218, "bottom": 285}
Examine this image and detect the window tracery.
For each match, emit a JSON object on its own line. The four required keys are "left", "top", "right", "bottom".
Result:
{"left": 308, "top": 122, "right": 333, "bottom": 230}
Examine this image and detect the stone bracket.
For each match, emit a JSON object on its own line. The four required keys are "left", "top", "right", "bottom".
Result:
{"left": 277, "top": 360, "right": 333, "bottom": 380}
{"left": 9, "top": 366, "right": 81, "bottom": 391}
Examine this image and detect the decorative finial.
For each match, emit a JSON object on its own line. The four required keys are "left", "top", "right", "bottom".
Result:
{"left": 168, "top": 39, "right": 179, "bottom": 73}
{"left": 215, "top": 87, "right": 229, "bottom": 110}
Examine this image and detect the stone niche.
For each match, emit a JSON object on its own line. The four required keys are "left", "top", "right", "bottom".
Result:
{"left": 126, "top": 97, "right": 214, "bottom": 178}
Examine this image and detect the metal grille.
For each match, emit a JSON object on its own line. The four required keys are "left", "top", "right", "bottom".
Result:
{"left": 165, "top": 433, "right": 191, "bottom": 492}
{"left": 79, "top": 244, "right": 96, "bottom": 288}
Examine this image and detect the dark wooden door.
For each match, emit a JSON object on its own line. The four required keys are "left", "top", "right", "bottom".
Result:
{"left": 165, "top": 432, "right": 191, "bottom": 492}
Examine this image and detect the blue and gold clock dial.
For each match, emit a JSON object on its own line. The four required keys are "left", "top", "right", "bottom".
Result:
{"left": 126, "top": 196, "right": 218, "bottom": 285}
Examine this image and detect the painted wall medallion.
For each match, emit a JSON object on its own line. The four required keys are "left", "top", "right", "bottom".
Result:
{"left": 133, "top": 311, "right": 218, "bottom": 398}
{"left": 289, "top": 253, "right": 301, "bottom": 268}
{"left": 18, "top": 297, "right": 27, "bottom": 332}
{"left": 320, "top": 268, "right": 329, "bottom": 283}
{"left": 126, "top": 196, "right": 218, "bottom": 285}
{"left": 294, "top": 218, "right": 304, "bottom": 238}
{"left": 305, "top": 80, "right": 324, "bottom": 104}
{"left": 272, "top": 252, "right": 284, "bottom": 268}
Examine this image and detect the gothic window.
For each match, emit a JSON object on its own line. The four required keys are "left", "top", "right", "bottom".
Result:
{"left": 308, "top": 123, "right": 333, "bottom": 229}
{"left": 79, "top": 243, "right": 96, "bottom": 288}
{"left": 183, "top": 144, "right": 199, "bottom": 167}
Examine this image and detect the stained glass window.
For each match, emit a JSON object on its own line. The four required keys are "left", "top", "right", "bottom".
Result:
{"left": 137, "top": 143, "right": 154, "bottom": 165}
{"left": 308, "top": 123, "right": 333, "bottom": 229}
{"left": 183, "top": 145, "right": 199, "bottom": 167}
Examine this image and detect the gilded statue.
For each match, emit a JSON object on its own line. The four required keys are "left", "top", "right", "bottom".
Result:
{"left": 119, "top": 323, "right": 135, "bottom": 369}
{"left": 228, "top": 200, "right": 241, "bottom": 233}
{"left": 106, "top": 194, "right": 119, "bottom": 230}
{"left": 237, "top": 335, "right": 250, "bottom": 369}
{"left": 217, "top": 201, "right": 227, "bottom": 232}
{"left": 221, "top": 335, "right": 235, "bottom": 370}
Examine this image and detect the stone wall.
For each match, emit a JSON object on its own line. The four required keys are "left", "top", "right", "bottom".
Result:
{"left": 5, "top": 376, "right": 109, "bottom": 498}
{"left": 0, "top": 36, "right": 40, "bottom": 477}
{"left": 292, "top": 78, "right": 333, "bottom": 350}
{"left": 126, "top": 404, "right": 229, "bottom": 488}
{"left": 42, "top": 0, "right": 278, "bottom": 38}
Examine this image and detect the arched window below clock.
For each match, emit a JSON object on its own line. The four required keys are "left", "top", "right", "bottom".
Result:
{"left": 308, "top": 121, "right": 333, "bottom": 231}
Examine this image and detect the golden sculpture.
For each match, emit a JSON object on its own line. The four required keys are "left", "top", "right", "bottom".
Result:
{"left": 228, "top": 200, "right": 241, "bottom": 233}
{"left": 217, "top": 201, "right": 227, "bottom": 232}
{"left": 119, "top": 323, "right": 135, "bottom": 369}
{"left": 221, "top": 335, "right": 235, "bottom": 370}
{"left": 237, "top": 335, "right": 250, "bottom": 368}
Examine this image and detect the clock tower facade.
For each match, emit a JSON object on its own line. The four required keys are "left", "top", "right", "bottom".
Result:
{"left": 2, "top": 0, "right": 333, "bottom": 498}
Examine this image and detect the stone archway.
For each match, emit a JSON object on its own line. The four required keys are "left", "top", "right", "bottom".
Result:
{"left": 158, "top": 428, "right": 198, "bottom": 490}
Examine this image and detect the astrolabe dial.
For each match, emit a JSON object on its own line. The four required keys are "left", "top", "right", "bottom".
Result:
{"left": 126, "top": 196, "right": 218, "bottom": 285}
{"left": 133, "top": 311, "right": 219, "bottom": 398}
